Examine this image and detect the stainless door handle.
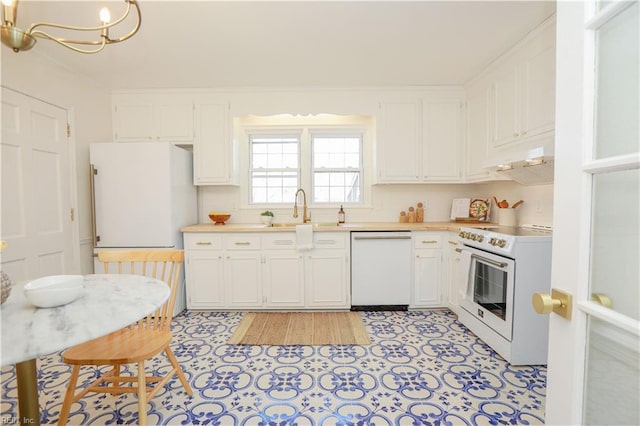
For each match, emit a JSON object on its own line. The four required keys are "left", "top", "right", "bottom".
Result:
{"left": 353, "top": 236, "right": 411, "bottom": 240}
{"left": 471, "top": 254, "right": 508, "bottom": 268}
{"left": 89, "top": 163, "right": 98, "bottom": 248}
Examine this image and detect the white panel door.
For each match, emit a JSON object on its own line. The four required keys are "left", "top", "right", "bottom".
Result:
{"left": 1, "top": 87, "right": 77, "bottom": 281}
{"left": 546, "top": 2, "right": 639, "bottom": 424}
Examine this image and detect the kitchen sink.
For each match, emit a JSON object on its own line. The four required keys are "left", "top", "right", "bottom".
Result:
{"left": 268, "top": 222, "right": 351, "bottom": 228}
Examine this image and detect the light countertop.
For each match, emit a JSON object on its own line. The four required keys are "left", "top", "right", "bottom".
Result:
{"left": 180, "top": 221, "right": 498, "bottom": 233}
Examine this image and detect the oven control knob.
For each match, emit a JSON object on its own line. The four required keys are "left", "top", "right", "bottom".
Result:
{"left": 458, "top": 231, "right": 465, "bottom": 238}
{"left": 489, "top": 237, "right": 496, "bottom": 245}
{"left": 497, "top": 239, "right": 507, "bottom": 248}
{"left": 470, "top": 233, "right": 477, "bottom": 241}
{"left": 477, "top": 235, "right": 484, "bottom": 243}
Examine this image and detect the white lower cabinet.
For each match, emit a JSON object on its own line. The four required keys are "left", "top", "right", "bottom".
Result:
{"left": 263, "top": 233, "right": 305, "bottom": 307}
{"left": 306, "top": 233, "right": 349, "bottom": 308}
{"left": 411, "top": 232, "right": 444, "bottom": 308}
{"left": 226, "top": 252, "right": 263, "bottom": 308}
{"left": 185, "top": 251, "right": 225, "bottom": 309}
{"left": 184, "top": 231, "right": 349, "bottom": 310}
{"left": 306, "top": 250, "right": 349, "bottom": 308}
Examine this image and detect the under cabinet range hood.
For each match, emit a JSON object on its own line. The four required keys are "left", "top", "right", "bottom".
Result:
{"left": 491, "top": 147, "right": 554, "bottom": 185}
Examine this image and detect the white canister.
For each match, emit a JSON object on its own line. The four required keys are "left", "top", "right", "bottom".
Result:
{"left": 498, "top": 208, "right": 517, "bottom": 227}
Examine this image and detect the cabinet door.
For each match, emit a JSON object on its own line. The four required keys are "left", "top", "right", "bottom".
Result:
{"left": 193, "top": 103, "right": 232, "bottom": 185}
{"left": 465, "top": 87, "right": 493, "bottom": 181}
{"left": 446, "top": 236, "right": 463, "bottom": 313}
{"left": 521, "top": 32, "right": 556, "bottom": 138}
{"left": 490, "top": 59, "right": 520, "bottom": 148}
{"left": 423, "top": 100, "right": 461, "bottom": 181}
{"left": 113, "top": 103, "right": 154, "bottom": 141}
{"left": 185, "top": 251, "right": 225, "bottom": 309}
{"left": 377, "top": 101, "right": 422, "bottom": 182}
{"left": 412, "top": 249, "right": 443, "bottom": 307}
{"left": 305, "top": 250, "right": 349, "bottom": 308}
{"left": 263, "top": 252, "right": 305, "bottom": 307}
{"left": 226, "top": 252, "right": 263, "bottom": 308}
{"left": 154, "top": 102, "right": 194, "bottom": 141}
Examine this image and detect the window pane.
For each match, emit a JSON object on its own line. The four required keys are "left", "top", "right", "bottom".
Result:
{"left": 594, "top": 3, "right": 639, "bottom": 159}
{"left": 251, "top": 170, "right": 298, "bottom": 204}
{"left": 311, "top": 134, "right": 362, "bottom": 204}
{"left": 314, "top": 171, "right": 361, "bottom": 203}
{"left": 590, "top": 168, "right": 640, "bottom": 320}
{"left": 583, "top": 316, "right": 639, "bottom": 425}
{"left": 250, "top": 135, "right": 299, "bottom": 204}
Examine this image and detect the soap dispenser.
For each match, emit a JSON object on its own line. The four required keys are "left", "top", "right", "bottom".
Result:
{"left": 338, "top": 205, "right": 345, "bottom": 224}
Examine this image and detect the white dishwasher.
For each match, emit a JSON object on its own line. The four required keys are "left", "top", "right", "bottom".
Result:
{"left": 351, "top": 231, "right": 412, "bottom": 310}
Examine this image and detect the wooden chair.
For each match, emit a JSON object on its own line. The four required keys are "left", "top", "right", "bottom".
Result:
{"left": 58, "top": 250, "right": 193, "bottom": 425}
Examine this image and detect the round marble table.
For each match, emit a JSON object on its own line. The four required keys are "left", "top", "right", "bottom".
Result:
{"left": 1, "top": 274, "right": 170, "bottom": 426}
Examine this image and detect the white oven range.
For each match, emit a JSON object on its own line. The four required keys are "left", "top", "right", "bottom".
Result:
{"left": 456, "top": 225, "right": 552, "bottom": 365}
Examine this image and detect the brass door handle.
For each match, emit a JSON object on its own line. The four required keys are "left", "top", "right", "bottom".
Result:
{"left": 532, "top": 289, "right": 572, "bottom": 320}
{"left": 592, "top": 293, "right": 612, "bottom": 308}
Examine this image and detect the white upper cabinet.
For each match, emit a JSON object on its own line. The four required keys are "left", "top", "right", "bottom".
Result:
{"left": 423, "top": 100, "right": 462, "bottom": 181}
{"left": 376, "top": 95, "right": 463, "bottom": 183}
{"left": 112, "top": 93, "right": 194, "bottom": 142}
{"left": 193, "top": 101, "right": 236, "bottom": 185}
{"left": 465, "top": 86, "right": 493, "bottom": 181}
{"left": 376, "top": 100, "right": 422, "bottom": 182}
{"left": 488, "top": 18, "right": 556, "bottom": 150}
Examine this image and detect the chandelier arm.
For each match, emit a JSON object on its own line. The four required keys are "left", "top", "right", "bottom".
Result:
{"left": 28, "top": 30, "right": 107, "bottom": 54}
{"left": 26, "top": 0, "right": 136, "bottom": 35}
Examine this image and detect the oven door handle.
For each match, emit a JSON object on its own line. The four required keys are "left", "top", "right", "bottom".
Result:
{"left": 471, "top": 253, "right": 508, "bottom": 269}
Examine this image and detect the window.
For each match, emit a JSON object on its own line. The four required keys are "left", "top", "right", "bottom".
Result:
{"left": 249, "top": 134, "right": 299, "bottom": 203}
{"left": 245, "top": 120, "right": 367, "bottom": 206}
{"left": 312, "top": 134, "right": 362, "bottom": 203}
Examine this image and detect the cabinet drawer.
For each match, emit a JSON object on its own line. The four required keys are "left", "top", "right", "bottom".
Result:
{"left": 313, "top": 233, "right": 346, "bottom": 249}
{"left": 262, "top": 233, "right": 296, "bottom": 250}
{"left": 413, "top": 233, "right": 443, "bottom": 249}
{"left": 225, "top": 234, "right": 261, "bottom": 250}
{"left": 184, "top": 233, "right": 223, "bottom": 250}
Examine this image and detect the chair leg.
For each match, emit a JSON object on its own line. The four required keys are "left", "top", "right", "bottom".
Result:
{"left": 137, "top": 361, "right": 147, "bottom": 426}
{"left": 165, "top": 347, "right": 193, "bottom": 396}
{"left": 58, "top": 365, "right": 80, "bottom": 426}
{"left": 111, "top": 363, "right": 121, "bottom": 395}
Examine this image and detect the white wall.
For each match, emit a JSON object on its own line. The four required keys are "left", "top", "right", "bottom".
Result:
{"left": 197, "top": 180, "right": 554, "bottom": 227}
{"left": 1, "top": 50, "right": 112, "bottom": 274}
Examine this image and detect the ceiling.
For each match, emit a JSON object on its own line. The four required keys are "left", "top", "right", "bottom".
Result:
{"left": 8, "top": 1, "right": 556, "bottom": 90}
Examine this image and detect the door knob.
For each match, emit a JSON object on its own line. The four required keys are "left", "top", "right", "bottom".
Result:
{"left": 532, "top": 288, "right": 572, "bottom": 320}
{"left": 591, "top": 293, "right": 612, "bottom": 308}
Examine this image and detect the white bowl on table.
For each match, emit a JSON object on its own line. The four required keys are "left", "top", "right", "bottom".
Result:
{"left": 23, "top": 275, "right": 84, "bottom": 308}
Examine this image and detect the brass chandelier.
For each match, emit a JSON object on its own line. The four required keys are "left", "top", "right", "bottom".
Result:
{"left": 1, "top": 0, "right": 141, "bottom": 54}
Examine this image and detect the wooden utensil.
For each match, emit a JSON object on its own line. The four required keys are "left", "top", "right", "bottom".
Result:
{"left": 499, "top": 199, "right": 509, "bottom": 208}
{"left": 511, "top": 200, "right": 524, "bottom": 209}
{"left": 493, "top": 196, "right": 500, "bottom": 206}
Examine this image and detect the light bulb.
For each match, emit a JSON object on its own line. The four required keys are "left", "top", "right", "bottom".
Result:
{"left": 99, "top": 7, "right": 111, "bottom": 24}
{"left": 1, "top": 0, "right": 14, "bottom": 7}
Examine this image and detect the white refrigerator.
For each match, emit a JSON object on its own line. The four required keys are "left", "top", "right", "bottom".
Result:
{"left": 90, "top": 142, "right": 197, "bottom": 314}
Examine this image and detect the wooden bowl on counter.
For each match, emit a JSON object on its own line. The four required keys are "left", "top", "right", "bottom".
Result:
{"left": 208, "top": 212, "right": 231, "bottom": 225}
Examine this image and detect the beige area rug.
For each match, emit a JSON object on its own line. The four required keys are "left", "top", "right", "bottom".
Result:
{"left": 228, "top": 312, "right": 371, "bottom": 345}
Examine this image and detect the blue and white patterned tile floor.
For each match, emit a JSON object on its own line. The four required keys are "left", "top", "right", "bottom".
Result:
{"left": 1, "top": 309, "right": 546, "bottom": 425}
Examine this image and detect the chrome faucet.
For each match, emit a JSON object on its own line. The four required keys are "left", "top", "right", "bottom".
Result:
{"left": 293, "top": 188, "right": 311, "bottom": 223}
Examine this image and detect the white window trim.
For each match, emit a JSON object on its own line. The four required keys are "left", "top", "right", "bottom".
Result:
{"left": 239, "top": 123, "right": 373, "bottom": 210}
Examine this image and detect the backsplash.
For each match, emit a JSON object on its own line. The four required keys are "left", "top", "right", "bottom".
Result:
{"left": 197, "top": 182, "right": 554, "bottom": 227}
